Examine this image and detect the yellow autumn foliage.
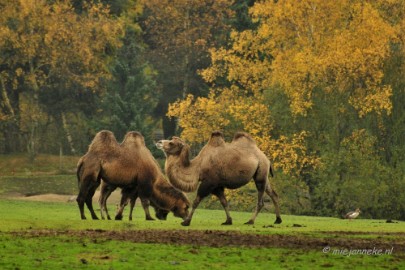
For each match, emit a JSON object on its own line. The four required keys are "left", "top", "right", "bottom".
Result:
{"left": 0, "top": 0, "right": 124, "bottom": 97}
{"left": 168, "top": 89, "right": 319, "bottom": 174}
{"left": 169, "top": 0, "right": 400, "bottom": 174}
{"left": 250, "top": 0, "right": 396, "bottom": 116}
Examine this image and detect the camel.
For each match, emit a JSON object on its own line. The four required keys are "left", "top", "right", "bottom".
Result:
{"left": 156, "top": 131, "right": 282, "bottom": 226}
{"left": 76, "top": 130, "right": 190, "bottom": 221}
{"left": 98, "top": 180, "right": 169, "bottom": 221}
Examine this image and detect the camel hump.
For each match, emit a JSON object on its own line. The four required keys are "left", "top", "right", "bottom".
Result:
{"left": 208, "top": 130, "right": 225, "bottom": 147}
{"left": 121, "top": 131, "right": 145, "bottom": 147}
{"left": 232, "top": 132, "right": 256, "bottom": 144}
{"left": 211, "top": 130, "right": 223, "bottom": 138}
{"left": 88, "top": 130, "right": 119, "bottom": 152}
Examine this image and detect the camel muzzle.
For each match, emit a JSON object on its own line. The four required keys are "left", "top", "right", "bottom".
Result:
{"left": 156, "top": 141, "right": 163, "bottom": 149}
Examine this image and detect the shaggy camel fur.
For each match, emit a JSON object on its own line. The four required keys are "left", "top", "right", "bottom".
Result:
{"left": 156, "top": 131, "right": 282, "bottom": 226}
{"left": 76, "top": 130, "right": 189, "bottom": 220}
{"left": 99, "top": 181, "right": 169, "bottom": 221}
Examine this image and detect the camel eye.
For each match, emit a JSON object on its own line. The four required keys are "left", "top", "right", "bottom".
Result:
{"left": 169, "top": 142, "right": 174, "bottom": 146}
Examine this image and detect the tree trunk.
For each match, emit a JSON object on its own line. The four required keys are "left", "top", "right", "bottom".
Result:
{"left": 162, "top": 116, "right": 177, "bottom": 139}
{"left": 0, "top": 76, "right": 15, "bottom": 117}
{"left": 26, "top": 120, "right": 38, "bottom": 162}
{"left": 61, "top": 112, "right": 76, "bottom": 155}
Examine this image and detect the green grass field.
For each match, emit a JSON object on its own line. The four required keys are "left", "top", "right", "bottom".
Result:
{"left": 0, "top": 154, "right": 404, "bottom": 269}
{"left": 0, "top": 199, "right": 404, "bottom": 270}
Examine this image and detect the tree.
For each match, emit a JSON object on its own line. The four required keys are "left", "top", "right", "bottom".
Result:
{"left": 95, "top": 24, "right": 158, "bottom": 151}
{"left": 167, "top": 0, "right": 405, "bottom": 217}
{"left": 0, "top": 0, "right": 124, "bottom": 156}
{"left": 140, "top": 0, "right": 234, "bottom": 138}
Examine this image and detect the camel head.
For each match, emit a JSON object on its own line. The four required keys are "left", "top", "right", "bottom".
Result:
{"left": 156, "top": 137, "right": 186, "bottom": 156}
{"left": 171, "top": 199, "right": 190, "bottom": 220}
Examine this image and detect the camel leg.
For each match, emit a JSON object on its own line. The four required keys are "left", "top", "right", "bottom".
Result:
{"left": 77, "top": 175, "right": 96, "bottom": 220}
{"left": 182, "top": 182, "right": 212, "bottom": 226}
{"left": 115, "top": 194, "right": 129, "bottom": 220}
{"left": 121, "top": 188, "right": 137, "bottom": 221}
{"left": 265, "top": 184, "right": 282, "bottom": 224}
{"left": 103, "top": 191, "right": 113, "bottom": 220}
{"left": 213, "top": 188, "right": 232, "bottom": 225}
{"left": 181, "top": 195, "right": 202, "bottom": 226}
{"left": 85, "top": 184, "right": 99, "bottom": 220}
{"left": 128, "top": 196, "right": 137, "bottom": 221}
{"left": 76, "top": 191, "right": 87, "bottom": 220}
{"left": 98, "top": 183, "right": 106, "bottom": 220}
{"left": 140, "top": 198, "right": 155, "bottom": 221}
{"left": 99, "top": 183, "right": 115, "bottom": 220}
{"left": 77, "top": 182, "right": 90, "bottom": 220}
{"left": 245, "top": 181, "right": 266, "bottom": 225}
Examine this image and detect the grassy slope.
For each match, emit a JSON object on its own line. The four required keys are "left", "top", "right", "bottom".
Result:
{"left": 0, "top": 154, "right": 78, "bottom": 196}
{"left": 0, "top": 154, "right": 78, "bottom": 175}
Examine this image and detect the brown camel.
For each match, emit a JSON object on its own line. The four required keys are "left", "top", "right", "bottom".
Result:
{"left": 98, "top": 181, "right": 169, "bottom": 221}
{"left": 156, "top": 131, "right": 282, "bottom": 226}
{"left": 76, "top": 130, "right": 189, "bottom": 220}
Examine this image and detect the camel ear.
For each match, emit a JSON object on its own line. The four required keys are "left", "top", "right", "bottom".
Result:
{"left": 172, "top": 136, "right": 185, "bottom": 146}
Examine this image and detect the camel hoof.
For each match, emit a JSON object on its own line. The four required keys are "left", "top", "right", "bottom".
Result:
{"left": 146, "top": 217, "right": 155, "bottom": 221}
{"left": 222, "top": 219, "right": 232, "bottom": 225}
{"left": 274, "top": 217, "right": 282, "bottom": 224}
{"left": 244, "top": 220, "right": 254, "bottom": 225}
{"left": 91, "top": 216, "right": 99, "bottom": 220}
{"left": 115, "top": 215, "right": 123, "bottom": 220}
{"left": 181, "top": 220, "right": 191, "bottom": 226}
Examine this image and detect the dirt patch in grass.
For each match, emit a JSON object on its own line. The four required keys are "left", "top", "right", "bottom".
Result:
{"left": 12, "top": 229, "right": 405, "bottom": 252}
{"left": 5, "top": 190, "right": 122, "bottom": 204}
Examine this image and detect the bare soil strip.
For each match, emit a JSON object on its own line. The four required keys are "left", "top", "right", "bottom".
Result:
{"left": 11, "top": 229, "right": 405, "bottom": 252}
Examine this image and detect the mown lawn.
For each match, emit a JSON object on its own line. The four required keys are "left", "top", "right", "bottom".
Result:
{"left": 0, "top": 234, "right": 399, "bottom": 270}
{"left": 0, "top": 199, "right": 404, "bottom": 270}
{"left": 0, "top": 154, "right": 404, "bottom": 269}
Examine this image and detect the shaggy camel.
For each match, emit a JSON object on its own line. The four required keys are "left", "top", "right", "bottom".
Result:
{"left": 76, "top": 130, "right": 189, "bottom": 220}
{"left": 156, "top": 131, "right": 282, "bottom": 226}
{"left": 98, "top": 181, "right": 169, "bottom": 221}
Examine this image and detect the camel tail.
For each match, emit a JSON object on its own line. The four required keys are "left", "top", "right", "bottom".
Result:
{"left": 76, "top": 158, "right": 84, "bottom": 189}
{"left": 269, "top": 162, "right": 274, "bottom": 178}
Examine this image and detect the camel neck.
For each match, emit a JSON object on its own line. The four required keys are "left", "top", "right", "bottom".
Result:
{"left": 165, "top": 154, "right": 200, "bottom": 192}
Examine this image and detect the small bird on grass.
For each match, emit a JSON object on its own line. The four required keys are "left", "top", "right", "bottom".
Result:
{"left": 344, "top": 208, "right": 361, "bottom": 220}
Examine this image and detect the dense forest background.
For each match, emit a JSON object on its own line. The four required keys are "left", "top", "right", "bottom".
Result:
{"left": 0, "top": 0, "right": 404, "bottom": 220}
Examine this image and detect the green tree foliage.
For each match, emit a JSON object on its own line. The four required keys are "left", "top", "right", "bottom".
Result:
{"left": 0, "top": 0, "right": 124, "bottom": 156}
{"left": 230, "top": 0, "right": 257, "bottom": 31}
{"left": 94, "top": 24, "right": 158, "bottom": 151}
{"left": 140, "top": 0, "right": 234, "bottom": 138}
